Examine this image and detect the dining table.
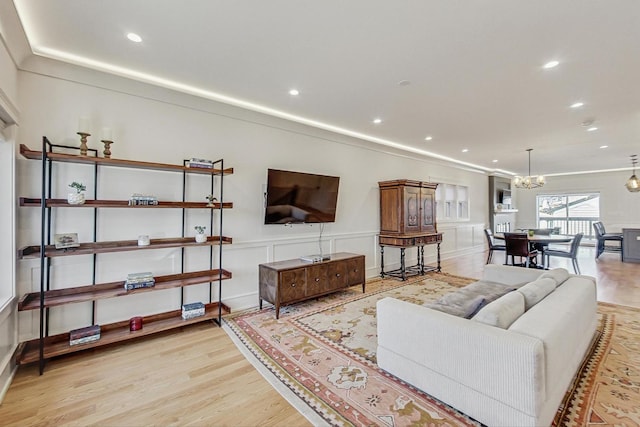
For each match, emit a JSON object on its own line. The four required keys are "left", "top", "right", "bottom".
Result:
{"left": 493, "top": 232, "right": 573, "bottom": 268}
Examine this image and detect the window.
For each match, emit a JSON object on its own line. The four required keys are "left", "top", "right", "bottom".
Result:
{"left": 536, "top": 193, "right": 600, "bottom": 238}
{"left": 0, "top": 127, "right": 15, "bottom": 308}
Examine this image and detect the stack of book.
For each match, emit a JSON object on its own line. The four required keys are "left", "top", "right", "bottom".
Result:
{"left": 182, "top": 302, "right": 205, "bottom": 319}
{"left": 128, "top": 193, "right": 159, "bottom": 206}
{"left": 125, "top": 272, "right": 155, "bottom": 290}
{"left": 69, "top": 324, "right": 101, "bottom": 346}
{"left": 188, "top": 158, "right": 213, "bottom": 169}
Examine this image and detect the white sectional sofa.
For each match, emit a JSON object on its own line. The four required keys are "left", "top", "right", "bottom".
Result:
{"left": 376, "top": 265, "right": 597, "bottom": 427}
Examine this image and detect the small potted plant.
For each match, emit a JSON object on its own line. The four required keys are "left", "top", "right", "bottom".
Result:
{"left": 68, "top": 181, "right": 86, "bottom": 205}
{"left": 194, "top": 225, "right": 207, "bottom": 243}
{"left": 205, "top": 194, "right": 217, "bottom": 207}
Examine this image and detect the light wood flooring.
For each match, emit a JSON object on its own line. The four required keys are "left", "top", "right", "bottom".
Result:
{"left": 1, "top": 247, "right": 638, "bottom": 426}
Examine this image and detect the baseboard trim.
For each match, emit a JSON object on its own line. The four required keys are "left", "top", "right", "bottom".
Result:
{"left": 0, "top": 346, "right": 17, "bottom": 404}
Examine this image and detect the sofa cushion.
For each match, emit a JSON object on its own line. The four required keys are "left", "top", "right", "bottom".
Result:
{"left": 472, "top": 291, "right": 525, "bottom": 329}
{"left": 538, "top": 268, "right": 570, "bottom": 287}
{"left": 481, "top": 264, "right": 547, "bottom": 287}
{"left": 517, "top": 278, "right": 556, "bottom": 310}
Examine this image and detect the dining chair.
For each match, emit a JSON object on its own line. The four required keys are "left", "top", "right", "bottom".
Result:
{"left": 504, "top": 232, "right": 539, "bottom": 268}
{"left": 593, "top": 221, "right": 623, "bottom": 260}
{"left": 484, "top": 228, "right": 506, "bottom": 264}
{"left": 544, "top": 233, "right": 583, "bottom": 274}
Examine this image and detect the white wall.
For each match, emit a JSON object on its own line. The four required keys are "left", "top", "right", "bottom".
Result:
{"left": 514, "top": 170, "right": 640, "bottom": 231}
{"left": 15, "top": 61, "right": 488, "bottom": 340}
{"left": 0, "top": 36, "right": 19, "bottom": 402}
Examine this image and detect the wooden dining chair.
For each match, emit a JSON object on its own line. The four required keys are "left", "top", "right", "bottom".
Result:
{"left": 484, "top": 229, "right": 506, "bottom": 264}
{"left": 544, "top": 233, "right": 583, "bottom": 274}
{"left": 504, "top": 232, "right": 539, "bottom": 268}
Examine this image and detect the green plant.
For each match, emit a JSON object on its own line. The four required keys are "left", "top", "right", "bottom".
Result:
{"left": 68, "top": 181, "right": 86, "bottom": 194}
{"left": 194, "top": 225, "right": 207, "bottom": 234}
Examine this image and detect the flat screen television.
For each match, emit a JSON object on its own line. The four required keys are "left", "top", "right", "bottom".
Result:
{"left": 500, "top": 189, "right": 512, "bottom": 206}
{"left": 264, "top": 169, "right": 340, "bottom": 224}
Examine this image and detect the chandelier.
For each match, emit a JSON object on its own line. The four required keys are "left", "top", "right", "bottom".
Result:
{"left": 625, "top": 154, "right": 640, "bottom": 193}
{"left": 513, "top": 148, "right": 545, "bottom": 189}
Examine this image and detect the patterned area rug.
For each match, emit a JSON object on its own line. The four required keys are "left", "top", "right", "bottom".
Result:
{"left": 224, "top": 273, "right": 640, "bottom": 426}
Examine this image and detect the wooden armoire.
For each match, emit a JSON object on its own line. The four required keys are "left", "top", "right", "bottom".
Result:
{"left": 378, "top": 179, "right": 442, "bottom": 279}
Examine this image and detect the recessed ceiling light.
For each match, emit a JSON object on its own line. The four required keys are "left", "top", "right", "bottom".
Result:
{"left": 288, "top": 89, "right": 299, "bottom": 96}
{"left": 570, "top": 102, "right": 584, "bottom": 109}
{"left": 127, "top": 33, "right": 142, "bottom": 43}
{"left": 398, "top": 80, "right": 411, "bottom": 86}
{"left": 462, "top": 148, "right": 469, "bottom": 153}
{"left": 600, "top": 145, "right": 609, "bottom": 149}
{"left": 424, "top": 136, "right": 433, "bottom": 141}
{"left": 373, "top": 118, "right": 382, "bottom": 124}
{"left": 587, "top": 127, "right": 598, "bottom": 132}
{"left": 492, "top": 159, "right": 498, "bottom": 163}
{"left": 543, "top": 60, "right": 559, "bottom": 69}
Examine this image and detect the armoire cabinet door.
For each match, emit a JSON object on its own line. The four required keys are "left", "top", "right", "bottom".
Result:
{"left": 420, "top": 188, "right": 436, "bottom": 233}
{"left": 403, "top": 186, "right": 422, "bottom": 234}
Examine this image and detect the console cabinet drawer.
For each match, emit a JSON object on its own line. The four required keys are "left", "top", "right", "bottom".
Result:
{"left": 279, "top": 268, "right": 307, "bottom": 301}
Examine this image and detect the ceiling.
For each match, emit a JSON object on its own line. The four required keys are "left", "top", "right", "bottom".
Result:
{"left": 9, "top": 0, "right": 640, "bottom": 176}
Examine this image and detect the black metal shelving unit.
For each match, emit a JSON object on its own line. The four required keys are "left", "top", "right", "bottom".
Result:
{"left": 17, "top": 136, "right": 233, "bottom": 374}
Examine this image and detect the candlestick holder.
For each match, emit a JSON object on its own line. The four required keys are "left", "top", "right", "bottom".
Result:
{"left": 77, "top": 132, "right": 90, "bottom": 156}
{"left": 101, "top": 140, "right": 114, "bottom": 158}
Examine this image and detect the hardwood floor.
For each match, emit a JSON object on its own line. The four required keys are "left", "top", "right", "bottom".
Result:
{"left": 1, "top": 247, "right": 638, "bottom": 426}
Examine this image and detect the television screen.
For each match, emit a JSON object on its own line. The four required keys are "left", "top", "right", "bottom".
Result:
{"left": 500, "top": 189, "right": 512, "bottom": 206}
{"left": 265, "top": 169, "right": 340, "bottom": 224}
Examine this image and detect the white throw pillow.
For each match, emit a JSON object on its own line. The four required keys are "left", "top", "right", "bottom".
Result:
{"left": 538, "top": 268, "right": 570, "bottom": 287}
{"left": 472, "top": 291, "right": 525, "bottom": 329}
{"left": 517, "top": 278, "right": 556, "bottom": 310}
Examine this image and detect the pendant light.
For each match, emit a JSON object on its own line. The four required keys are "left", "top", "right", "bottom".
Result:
{"left": 625, "top": 155, "right": 640, "bottom": 192}
{"left": 513, "top": 149, "right": 545, "bottom": 189}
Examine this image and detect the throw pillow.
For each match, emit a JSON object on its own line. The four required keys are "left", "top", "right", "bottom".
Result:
{"left": 538, "top": 268, "right": 570, "bottom": 287}
{"left": 424, "top": 295, "right": 487, "bottom": 319}
{"left": 472, "top": 291, "right": 525, "bottom": 329}
{"left": 516, "top": 278, "right": 556, "bottom": 310}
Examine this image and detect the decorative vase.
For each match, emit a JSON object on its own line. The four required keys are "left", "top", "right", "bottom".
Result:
{"left": 195, "top": 233, "right": 207, "bottom": 243}
{"left": 67, "top": 192, "right": 85, "bottom": 205}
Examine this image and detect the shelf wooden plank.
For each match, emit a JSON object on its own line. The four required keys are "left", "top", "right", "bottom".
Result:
{"left": 19, "top": 197, "right": 233, "bottom": 209}
{"left": 18, "top": 268, "right": 232, "bottom": 311}
{"left": 18, "top": 236, "right": 233, "bottom": 259}
{"left": 20, "top": 144, "right": 234, "bottom": 176}
{"left": 16, "top": 302, "right": 231, "bottom": 365}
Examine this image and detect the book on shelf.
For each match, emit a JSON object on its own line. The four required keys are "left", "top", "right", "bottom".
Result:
{"left": 182, "top": 309, "right": 205, "bottom": 320}
{"left": 182, "top": 301, "right": 205, "bottom": 320}
{"left": 69, "top": 324, "right": 101, "bottom": 340}
{"left": 125, "top": 272, "right": 155, "bottom": 290}
{"left": 128, "top": 193, "right": 159, "bottom": 206}
{"left": 182, "top": 302, "right": 205, "bottom": 311}
{"left": 188, "top": 162, "right": 213, "bottom": 169}
{"left": 125, "top": 280, "right": 155, "bottom": 291}
{"left": 127, "top": 272, "right": 154, "bottom": 282}
{"left": 188, "top": 158, "right": 213, "bottom": 168}
{"left": 70, "top": 334, "right": 101, "bottom": 346}
{"left": 69, "top": 324, "right": 101, "bottom": 345}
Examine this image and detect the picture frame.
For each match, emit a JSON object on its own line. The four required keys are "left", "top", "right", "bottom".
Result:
{"left": 54, "top": 233, "right": 80, "bottom": 249}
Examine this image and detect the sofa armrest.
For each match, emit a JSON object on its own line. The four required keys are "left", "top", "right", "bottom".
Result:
{"left": 376, "top": 297, "right": 545, "bottom": 416}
